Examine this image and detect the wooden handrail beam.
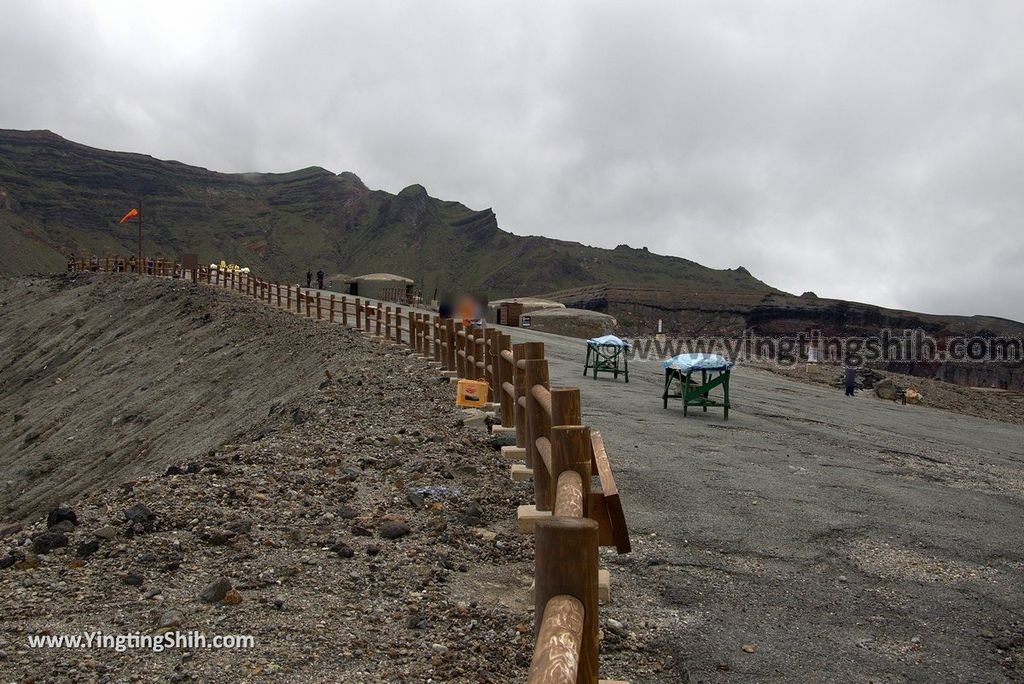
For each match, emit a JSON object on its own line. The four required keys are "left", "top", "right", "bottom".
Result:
{"left": 527, "top": 594, "right": 584, "bottom": 684}
{"left": 553, "top": 471, "right": 584, "bottom": 518}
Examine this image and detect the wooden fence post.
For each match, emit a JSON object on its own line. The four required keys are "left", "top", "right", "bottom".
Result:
{"left": 486, "top": 329, "right": 501, "bottom": 402}
{"left": 498, "top": 334, "right": 514, "bottom": 427}
{"left": 533, "top": 516, "right": 599, "bottom": 684}
{"left": 355, "top": 298, "right": 362, "bottom": 328}
{"left": 364, "top": 302, "right": 371, "bottom": 333}
{"left": 550, "top": 423, "right": 591, "bottom": 519}
{"left": 342, "top": 296, "right": 349, "bottom": 326}
{"left": 394, "top": 307, "right": 402, "bottom": 344}
{"left": 306, "top": 292, "right": 312, "bottom": 318}
{"left": 376, "top": 303, "right": 383, "bottom": 337}
{"left": 524, "top": 358, "right": 551, "bottom": 509}
{"left": 514, "top": 343, "right": 544, "bottom": 449}
{"left": 385, "top": 306, "right": 392, "bottom": 339}
{"left": 315, "top": 292, "right": 322, "bottom": 319}
{"left": 330, "top": 294, "right": 336, "bottom": 322}
{"left": 287, "top": 286, "right": 292, "bottom": 310}
{"left": 455, "top": 323, "right": 465, "bottom": 377}
{"left": 444, "top": 319, "right": 456, "bottom": 371}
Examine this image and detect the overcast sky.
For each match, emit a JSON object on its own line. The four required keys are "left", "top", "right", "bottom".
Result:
{"left": 2, "top": 1, "right": 1022, "bottom": 321}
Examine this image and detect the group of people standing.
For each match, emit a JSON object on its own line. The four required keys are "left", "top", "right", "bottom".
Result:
{"left": 305, "top": 269, "right": 325, "bottom": 289}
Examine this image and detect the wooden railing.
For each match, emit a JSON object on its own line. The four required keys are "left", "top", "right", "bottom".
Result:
{"left": 84, "top": 258, "right": 631, "bottom": 683}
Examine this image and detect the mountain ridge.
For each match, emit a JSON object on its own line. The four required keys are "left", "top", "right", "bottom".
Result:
{"left": 0, "top": 128, "right": 774, "bottom": 299}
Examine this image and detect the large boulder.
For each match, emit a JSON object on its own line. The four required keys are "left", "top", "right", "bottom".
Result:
{"left": 874, "top": 378, "right": 897, "bottom": 401}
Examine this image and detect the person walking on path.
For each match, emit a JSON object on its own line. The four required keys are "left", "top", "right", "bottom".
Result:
{"left": 316, "top": 269, "right": 325, "bottom": 290}
{"left": 305, "top": 270, "right": 312, "bottom": 288}
{"left": 844, "top": 367, "right": 856, "bottom": 396}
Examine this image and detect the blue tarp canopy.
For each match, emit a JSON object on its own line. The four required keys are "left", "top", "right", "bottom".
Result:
{"left": 587, "top": 335, "right": 630, "bottom": 348}
{"left": 662, "top": 353, "right": 734, "bottom": 372}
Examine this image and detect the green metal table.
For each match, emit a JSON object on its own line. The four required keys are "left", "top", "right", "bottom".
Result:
{"left": 584, "top": 341, "right": 629, "bottom": 382}
{"left": 662, "top": 366, "right": 731, "bottom": 419}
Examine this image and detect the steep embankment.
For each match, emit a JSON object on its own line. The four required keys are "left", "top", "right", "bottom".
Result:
{"left": 0, "top": 272, "right": 357, "bottom": 523}
{"left": 0, "top": 274, "right": 680, "bottom": 682}
{"left": 0, "top": 129, "right": 772, "bottom": 299}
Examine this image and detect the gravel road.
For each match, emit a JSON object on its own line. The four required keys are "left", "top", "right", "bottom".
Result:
{"left": 502, "top": 323, "right": 1024, "bottom": 682}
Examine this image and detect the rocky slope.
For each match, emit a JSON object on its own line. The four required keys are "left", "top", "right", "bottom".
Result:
{"left": 0, "top": 274, "right": 682, "bottom": 682}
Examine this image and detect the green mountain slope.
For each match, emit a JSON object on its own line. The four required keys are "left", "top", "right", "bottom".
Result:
{"left": 0, "top": 129, "right": 775, "bottom": 298}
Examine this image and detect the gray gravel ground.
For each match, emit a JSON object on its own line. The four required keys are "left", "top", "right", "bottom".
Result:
{"left": 506, "top": 324, "right": 1024, "bottom": 682}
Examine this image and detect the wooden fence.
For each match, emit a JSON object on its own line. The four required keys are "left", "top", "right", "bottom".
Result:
{"left": 81, "top": 259, "right": 632, "bottom": 683}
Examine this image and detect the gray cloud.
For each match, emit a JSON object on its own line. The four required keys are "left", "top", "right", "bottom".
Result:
{"left": 2, "top": 0, "right": 1021, "bottom": 320}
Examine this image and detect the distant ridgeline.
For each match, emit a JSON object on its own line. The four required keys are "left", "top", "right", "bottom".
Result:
{"left": 0, "top": 128, "right": 771, "bottom": 299}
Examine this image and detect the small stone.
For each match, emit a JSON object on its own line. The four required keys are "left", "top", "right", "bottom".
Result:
{"left": 76, "top": 539, "right": 100, "bottom": 558}
{"left": 123, "top": 504, "right": 155, "bottom": 530}
{"left": 46, "top": 505, "right": 78, "bottom": 529}
{"left": 199, "top": 528, "right": 236, "bottom": 545}
{"left": 837, "top": 575, "right": 848, "bottom": 583}
{"left": 431, "top": 643, "right": 448, "bottom": 655}
{"left": 910, "top": 636, "right": 921, "bottom": 644}
{"left": 470, "top": 527, "right": 497, "bottom": 542}
{"left": 48, "top": 520, "right": 76, "bottom": 533}
{"left": 379, "top": 521, "right": 411, "bottom": 539}
{"left": 200, "top": 577, "right": 232, "bottom": 603}
{"left": 331, "top": 543, "right": 354, "bottom": 558}
{"left": 94, "top": 526, "right": 117, "bottom": 540}
{"left": 606, "top": 618, "right": 627, "bottom": 637}
{"left": 741, "top": 644, "right": 756, "bottom": 654}
{"left": 222, "top": 589, "right": 243, "bottom": 605}
{"left": 123, "top": 572, "right": 144, "bottom": 586}
{"left": 159, "top": 609, "right": 183, "bottom": 628}
{"left": 336, "top": 506, "right": 358, "bottom": 520}
{"left": 32, "top": 532, "right": 68, "bottom": 555}
{"left": 387, "top": 434, "right": 402, "bottom": 447}
{"left": 366, "top": 546, "right": 381, "bottom": 556}
{"left": 290, "top": 407, "right": 308, "bottom": 425}
{"left": 405, "top": 490, "right": 425, "bottom": 509}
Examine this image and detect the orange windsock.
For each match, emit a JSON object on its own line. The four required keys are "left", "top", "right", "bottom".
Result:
{"left": 118, "top": 207, "right": 139, "bottom": 224}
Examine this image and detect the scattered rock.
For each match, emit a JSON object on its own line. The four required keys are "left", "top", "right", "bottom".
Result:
{"left": 222, "top": 589, "right": 243, "bottom": 605}
{"left": 741, "top": 644, "right": 757, "bottom": 654}
{"left": 159, "top": 609, "right": 183, "bottom": 629}
{"left": 330, "top": 543, "right": 354, "bottom": 558}
{"left": 405, "top": 490, "right": 425, "bottom": 509}
{"left": 336, "top": 506, "right": 358, "bottom": 520}
{"left": 94, "top": 525, "right": 117, "bottom": 540}
{"left": 31, "top": 531, "right": 68, "bottom": 555}
{"left": 76, "top": 539, "right": 100, "bottom": 558}
{"left": 123, "top": 572, "right": 144, "bottom": 586}
{"left": 123, "top": 503, "right": 156, "bottom": 531}
{"left": 199, "top": 527, "right": 236, "bottom": 545}
{"left": 46, "top": 504, "right": 78, "bottom": 529}
{"left": 200, "top": 577, "right": 232, "bottom": 603}
{"left": 378, "top": 521, "right": 412, "bottom": 539}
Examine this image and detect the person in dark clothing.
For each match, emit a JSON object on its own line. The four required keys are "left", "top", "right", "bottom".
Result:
{"left": 844, "top": 367, "right": 856, "bottom": 396}
{"left": 316, "top": 269, "right": 325, "bottom": 289}
{"left": 306, "top": 271, "right": 313, "bottom": 288}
